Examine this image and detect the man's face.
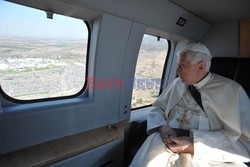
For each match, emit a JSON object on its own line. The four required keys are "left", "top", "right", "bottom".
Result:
{"left": 176, "top": 56, "right": 200, "bottom": 85}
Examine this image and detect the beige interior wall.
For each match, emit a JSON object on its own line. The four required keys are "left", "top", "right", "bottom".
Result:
{"left": 240, "top": 20, "right": 250, "bottom": 58}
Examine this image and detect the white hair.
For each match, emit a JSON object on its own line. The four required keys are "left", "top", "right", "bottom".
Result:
{"left": 177, "top": 50, "right": 212, "bottom": 71}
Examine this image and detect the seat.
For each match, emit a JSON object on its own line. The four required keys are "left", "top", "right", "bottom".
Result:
{"left": 210, "top": 57, "right": 239, "bottom": 80}
{"left": 125, "top": 120, "right": 147, "bottom": 166}
{"left": 234, "top": 58, "right": 250, "bottom": 97}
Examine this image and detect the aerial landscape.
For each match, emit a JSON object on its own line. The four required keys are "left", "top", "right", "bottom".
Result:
{"left": 0, "top": 37, "right": 87, "bottom": 100}
{"left": 0, "top": 35, "right": 168, "bottom": 108}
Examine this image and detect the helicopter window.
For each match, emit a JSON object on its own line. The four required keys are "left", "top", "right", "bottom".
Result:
{"left": 0, "top": 1, "right": 89, "bottom": 102}
{"left": 131, "top": 34, "right": 169, "bottom": 109}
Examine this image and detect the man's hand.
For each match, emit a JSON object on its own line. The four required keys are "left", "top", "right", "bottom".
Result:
{"left": 166, "top": 136, "right": 194, "bottom": 154}
{"left": 158, "top": 125, "right": 177, "bottom": 143}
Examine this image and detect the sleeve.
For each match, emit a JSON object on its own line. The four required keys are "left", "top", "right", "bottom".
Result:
{"left": 147, "top": 106, "right": 167, "bottom": 135}
{"left": 146, "top": 79, "right": 178, "bottom": 135}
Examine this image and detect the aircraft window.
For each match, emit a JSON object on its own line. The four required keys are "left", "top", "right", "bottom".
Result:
{"left": 131, "top": 34, "right": 168, "bottom": 109}
{"left": 0, "top": 1, "right": 89, "bottom": 102}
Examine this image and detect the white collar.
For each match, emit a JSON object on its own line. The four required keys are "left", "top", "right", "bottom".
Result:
{"left": 193, "top": 72, "right": 212, "bottom": 89}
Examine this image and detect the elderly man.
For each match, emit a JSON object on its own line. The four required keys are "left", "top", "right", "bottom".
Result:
{"left": 130, "top": 43, "right": 250, "bottom": 167}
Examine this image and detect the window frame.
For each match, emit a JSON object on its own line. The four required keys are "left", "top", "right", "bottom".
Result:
{"left": 0, "top": 20, "right": 91, "bottom": 104}
{"left": 131, "top": 38, "right": 171, "bottom": 110}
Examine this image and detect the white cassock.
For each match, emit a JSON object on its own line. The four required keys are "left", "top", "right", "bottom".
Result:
{"left": 130, "top": 73, "right": 250, "bottom": 167}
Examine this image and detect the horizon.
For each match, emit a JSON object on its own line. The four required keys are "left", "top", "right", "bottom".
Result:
{"left": 0, "top": 1, "right": 88, "bottom": 40}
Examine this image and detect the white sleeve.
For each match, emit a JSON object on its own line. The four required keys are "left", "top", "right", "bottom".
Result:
{"left": 147, "top": 106, "right": 167, "bottom": 135}
{"left": 192, "top": 130, "right": 250, "bottom": 163}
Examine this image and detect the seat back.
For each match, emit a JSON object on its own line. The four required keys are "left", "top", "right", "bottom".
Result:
{"left": 210, "top": 57, "right": 250, "bottom": 97}
{"left": 234, "top": 58, "right": 250, "bottom": 97}
{"left": 210, "top": 57, "right": 239, "bottom": 80}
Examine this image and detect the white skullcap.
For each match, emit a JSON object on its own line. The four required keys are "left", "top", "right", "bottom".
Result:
{"left": 181, "top": 43, "right": 211, "bottom": 56}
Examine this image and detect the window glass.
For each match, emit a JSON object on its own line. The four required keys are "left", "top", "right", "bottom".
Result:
{"left": 0, "top": 1, "right": 89, "bottom": 101}
{"left": 131, "top": 34, "right": 168, "bottom": 108}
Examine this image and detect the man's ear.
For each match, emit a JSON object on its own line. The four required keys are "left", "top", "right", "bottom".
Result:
{"left": 197, "top": 61, "right": 206, "bottom": 72}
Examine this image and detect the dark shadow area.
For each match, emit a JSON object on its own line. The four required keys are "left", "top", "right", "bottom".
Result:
{"left": 124, "top": 120, "right": 148, "bottom": 166}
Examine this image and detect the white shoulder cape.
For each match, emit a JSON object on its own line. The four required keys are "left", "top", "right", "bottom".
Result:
{"left": 147, "top": 73, "right": 250, "bottom": 163}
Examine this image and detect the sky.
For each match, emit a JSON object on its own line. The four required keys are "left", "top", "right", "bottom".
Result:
{"left": 0, "top": 0, "right": 89, "bottom": 40}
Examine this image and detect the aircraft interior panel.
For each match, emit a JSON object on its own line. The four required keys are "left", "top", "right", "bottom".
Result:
{"left": 0, "top": 0, "right": 250, "bottom": 166}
